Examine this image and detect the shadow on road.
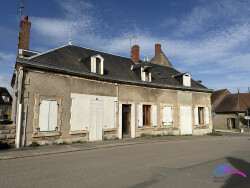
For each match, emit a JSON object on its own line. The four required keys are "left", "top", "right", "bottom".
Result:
{"left": 222, "top": 157, "right": 250, "bottom": 188}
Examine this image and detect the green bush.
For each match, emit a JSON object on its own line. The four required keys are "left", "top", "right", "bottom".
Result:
{"left": 28, "top": 141, "right": 40, "bottom": 147}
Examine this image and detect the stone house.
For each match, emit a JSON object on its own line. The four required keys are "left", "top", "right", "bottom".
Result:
{"left": 12, "top": 15, "right": 213, "bottom": 147}
{"left": 0, "top": 87, "right": 12, "bottom": 120}
{"left": 212, "top": 92, "right": 250, "bottom": 132}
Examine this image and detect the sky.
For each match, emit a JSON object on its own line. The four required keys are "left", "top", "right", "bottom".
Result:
{"left": 0, "top": 0, "right": 250, "bottom": 94}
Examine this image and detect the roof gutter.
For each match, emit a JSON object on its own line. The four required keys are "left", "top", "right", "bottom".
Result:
{"left": 16, "top": 57, "right": 213, "bottom": 93}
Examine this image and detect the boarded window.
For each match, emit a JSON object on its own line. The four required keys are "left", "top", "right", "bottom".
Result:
{"left": 143, "top": 105, "right": 151, "bottom": 126}
{"left": 38, "top": 99, "right": 58, "bottom": 132}
{"left": 163, "top": 106, "right": 173, "bottom": 125}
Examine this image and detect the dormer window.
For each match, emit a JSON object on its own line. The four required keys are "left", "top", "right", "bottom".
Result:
{"left": 91, "top": 54, "right": 104, "bottom": 74}
{"left": 183, "top": 73, "right": 191, "bottom": 87}
{"left": 172, "top": 72, "right": 191, "bottom": 87}
{"left": 141, "top": 66, "right": 152, "bottom": 82}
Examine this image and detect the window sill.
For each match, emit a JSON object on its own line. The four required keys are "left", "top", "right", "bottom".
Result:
{"left": 69, "top": 130, "right": 88, "bottom": 135}
{"left": 33, "top": 132, "right": 61, "bottom": 138}
{"left": 103, "top": 128, "right": 116, "bottom": 131}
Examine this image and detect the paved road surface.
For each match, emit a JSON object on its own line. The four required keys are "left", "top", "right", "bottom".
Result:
{"left": 0, "top": 135, "right": 249, "bottom": 188}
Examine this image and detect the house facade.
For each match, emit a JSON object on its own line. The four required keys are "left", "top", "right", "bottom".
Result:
{"left": 12, "top": 15, "right": 213, "bottom": 147}
{"left": 212, "top": 92, "right": 250, "bottom": 132}
{"left": 0, "top": 87, "right": 12, "bottom": 120}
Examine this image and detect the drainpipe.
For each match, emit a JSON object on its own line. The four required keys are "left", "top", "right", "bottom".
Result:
{"left": 15, "top": 67, "right": 24, "bottom": 148}
{"left": 13, "top": 70, "right": 19, "bottom": 124}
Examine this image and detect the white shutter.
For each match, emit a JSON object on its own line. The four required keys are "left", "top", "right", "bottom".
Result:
{"left": 151, "top": 105, "right": 157, "bottom": 127}
{"left": 138, "top": 104, "right": 143, "bottom": 127}
{"left": 71, "top": 98, "right": 90, "bottom": 131}
{"left": 119, "top": 104, "right": 122, "bottom": 139}
{"left": 131, "top": 104, "right": 136, "bottom": 138}
{"left": 104, "top": 100, "right": 115, "bottom": 129}
{"left": 163, "top": 106, "right": 172, "bottom": 125}
{"left": 194, "top": 107, "right": 199, "bottom": 125}
{"left": 205, "top": 107, "right": 209, "bottom": 125}
{"left": 38, "top": 100, "right": 49, "bottom": 131}
{"left": 141, "top": 69, "right": 146, "bottom": 81}
{"left": 48, "top": 100, "right": 58, "bottom": 131}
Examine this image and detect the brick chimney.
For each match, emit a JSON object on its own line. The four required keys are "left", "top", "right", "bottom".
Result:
{"left": 155, "top": 44, "right": 161, "bottom": 56}
{"left": 131, "top": 45, "right": 140, "bottom": 63}
{"left": 18, "top": 15, "right": 31, "bottom": 50}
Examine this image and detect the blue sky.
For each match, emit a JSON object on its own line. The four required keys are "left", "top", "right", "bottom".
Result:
{"left": 0, "top": 0, "right": 250, "bottom": 93}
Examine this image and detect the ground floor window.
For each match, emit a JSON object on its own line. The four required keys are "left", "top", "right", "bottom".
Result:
{"left": 143, "top": 105, "right": 151, "bottom": 126}
{"left": 38, "top": 99, "right": 58, "bottom": 132}
{"left": 198, "top": 107, "right": 204, "bottom": 125}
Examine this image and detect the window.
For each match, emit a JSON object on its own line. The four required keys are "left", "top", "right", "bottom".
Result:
{"left": 143, "top": 105, "right": 151, "bottom": 126}
{"left": 141, "top": 66, "right": 151, "bottom": 82}
{"left": 96, "top": 58, "right": 101, "bottom": 74}
{"left": 198, "top": 107, "right": 204, "bottom": 124}
{"left": 162, "top": 106, "right": 173, "bottom": 125}
{"left": 145, "top": 71, "right": 150, "bottom": 82}
{"left": 38, "top": 99, "right": 58, "bottom": 132}
{"left": 91, "top": 55, "right": 104, "bottom": 74}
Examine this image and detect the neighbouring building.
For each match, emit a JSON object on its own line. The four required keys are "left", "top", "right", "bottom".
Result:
{"left": 0, "top": 87, "right": 12, "bottom": 120}
{"left": 12, "top": 15, "right": 213, "bottom": 147}
{"left": 212, "top": 91, "right": 250, "bottom": 132}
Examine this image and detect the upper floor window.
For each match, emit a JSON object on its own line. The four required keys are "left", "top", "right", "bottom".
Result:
{"left": 141, "top": 66, "right": 151, "bottom": 82}
{"left": 91, "top": 54, "right": 104, "bottom": 74}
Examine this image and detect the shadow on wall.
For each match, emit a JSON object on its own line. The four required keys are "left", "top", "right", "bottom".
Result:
{"left": 222, "top": 157, "right": 250, "bottom": 188}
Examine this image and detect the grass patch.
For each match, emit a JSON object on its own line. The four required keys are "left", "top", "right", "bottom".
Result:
{"left": 71, "top": 140, "right": 86, "bottom": 144}
{"left": 140, "top": 133, "right": 175, "bottom": 138}
{"left": 28, "top": 141, "right": 40, "bottom": 147}
{"left": 53, "top": 141, "right": 70, "bottom": 146}
{"left": 207, "top": 132, "right": 221, "bottom": 136}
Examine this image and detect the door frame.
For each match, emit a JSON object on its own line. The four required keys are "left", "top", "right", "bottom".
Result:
{"left": 119, "top": 103, "right": 135, "bottom": 139}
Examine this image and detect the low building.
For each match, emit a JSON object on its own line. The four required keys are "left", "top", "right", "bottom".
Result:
{"left": 12, "top": 15, "right": 213, "bottom": 147}
{"left": 0, "top": 87, "right": 12, "bottom": 120}
{"left": 212, "top": 92, "right": 250, "bottom": 132}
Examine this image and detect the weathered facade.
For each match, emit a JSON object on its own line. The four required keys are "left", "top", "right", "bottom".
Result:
{"left": 11, "top": 16, "right": 213, "bottom": 147}
{"left": 212, "top": 92, "right": 250, "bottom": 132}
{"left": 0, "top": 87, "right": 12, "bottom": 120}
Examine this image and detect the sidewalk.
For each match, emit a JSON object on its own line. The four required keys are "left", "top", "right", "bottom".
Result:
{"left": 0, "top": 135, "right": 227, "bottom": 160}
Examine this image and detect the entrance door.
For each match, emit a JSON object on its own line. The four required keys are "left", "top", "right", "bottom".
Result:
{"left": 122, "top": 104, "right": 131, "bottom": 138}
{"left": 231, "top": 118, "right": 236, "bottom": 129}
{"left": 180, "top": 106, "right": 192, "bottom": 135}
{"left": 89, "top": 100, "right": 103, "bottom": 141}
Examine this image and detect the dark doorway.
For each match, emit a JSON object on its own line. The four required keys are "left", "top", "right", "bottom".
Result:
{"left": 231, "top": 118, "right": 236, "bottom": 129}
{"left": 122, "top": 104, "right": 131, "bottom": 138}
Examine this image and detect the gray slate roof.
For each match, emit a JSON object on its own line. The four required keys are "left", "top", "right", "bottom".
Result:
{"left": 18, "top": 44, "right": 209, "bottom": 91}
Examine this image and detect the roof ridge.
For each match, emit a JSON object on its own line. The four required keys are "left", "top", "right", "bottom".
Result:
{"left": 28, "top": 44, "right": 71, "bottom": 60}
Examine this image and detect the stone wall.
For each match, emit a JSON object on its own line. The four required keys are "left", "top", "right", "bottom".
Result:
{"left": 0, "top": 124, "right": 16, "bottom": 147}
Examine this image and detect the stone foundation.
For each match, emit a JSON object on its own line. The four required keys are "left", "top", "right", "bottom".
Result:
{"left": 0, "top": 124, "right": 16, "bottom": 148}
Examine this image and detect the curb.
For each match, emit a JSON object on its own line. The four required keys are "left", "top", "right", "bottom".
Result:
{"left": 0, "top": 136, "right": 227, "bottom": 161}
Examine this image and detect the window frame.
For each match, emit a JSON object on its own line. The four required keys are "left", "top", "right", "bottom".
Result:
{"left": 198, "top": 107, "right": 205, "bottom": 125}
{"left": 91, "top": 54, "right": 104, "bottom": 74}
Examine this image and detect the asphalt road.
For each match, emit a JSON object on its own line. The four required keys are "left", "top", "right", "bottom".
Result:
{"left": 0, "top": 135, "right": 250, "bottom": 188}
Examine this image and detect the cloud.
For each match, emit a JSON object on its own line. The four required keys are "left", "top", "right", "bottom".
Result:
{"left": 0, "top": 52, "right": 16, "bottom": 66}
{"left": 160, "top": 17, "right": 177, "bottom": 28}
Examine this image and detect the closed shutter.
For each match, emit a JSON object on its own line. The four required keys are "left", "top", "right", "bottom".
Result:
{"left": 48, "top": 100, "right": 58, "bottom": 131}
{"left": 138, "top": 104, "right": 143, "bottom": 127}
{"left": 38, "top": 100, "right": 49, "bottom": 131}
{"left": 194, "top": 107, "right": 199, "bottom": 125}
{"left": 119, "top": 104, "right": 122, "bottom": 139}
{"left": 205, "top": 107, "right": 209, "bottom": 125}
{"left": 141, "top": 71, "right": 146, "bottom": 81}
{"left": 163, "top": 106, "right": 172, "bottom": 125}
{"left": 131, "top": 104, "right": 136, "bottom": 138}
{"left": 104, "top": 100, "right": 116, "bottom": 129}
{"left": 151, "top": 105, "right": 157, "bottom": 127}
{"left": 71, "top": 98, "right": 90, "bottom": 131}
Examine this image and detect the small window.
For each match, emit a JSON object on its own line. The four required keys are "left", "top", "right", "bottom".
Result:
{"left": 96, "top": 58, "right": 101, "bottom": 74}
{"left": 198, "top": 107, "right": 204, "bottom": 125}
{"left": 143, "top": 105, "right": 151, "bottom": 126}
{"left": 145, "top": 71, "right": 150, "bottom": 82}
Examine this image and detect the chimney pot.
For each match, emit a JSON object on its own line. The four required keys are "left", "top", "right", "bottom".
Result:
{"left": 155, "top": 44, "right": 161, "bottom": 56}
{"left": 24, "top": 15, "right": 28, "bottom": 21}
{"left": 131, "top": 45, "right": 140, "bottom": 63}
{"left": 18, "top": 15, "right": 31, "bottom": 51}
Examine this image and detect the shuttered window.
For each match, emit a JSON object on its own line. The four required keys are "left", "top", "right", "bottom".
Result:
{"left": 194, "top": 107, "right": 209, "bottom": 125}
{"left": 138, "top": 104, "right": 143, "bottom": 127}
{"left": 205, "top": 107, "right": 209, "bottom": 125}
{"left": 151, "top": 105, "right": 157, "bottom": 127}
{"left": 38, "top": 99, "right": 58, "bottom": 132}
{"left": 162, "top": 106, "right": 173, "bottom": 126}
